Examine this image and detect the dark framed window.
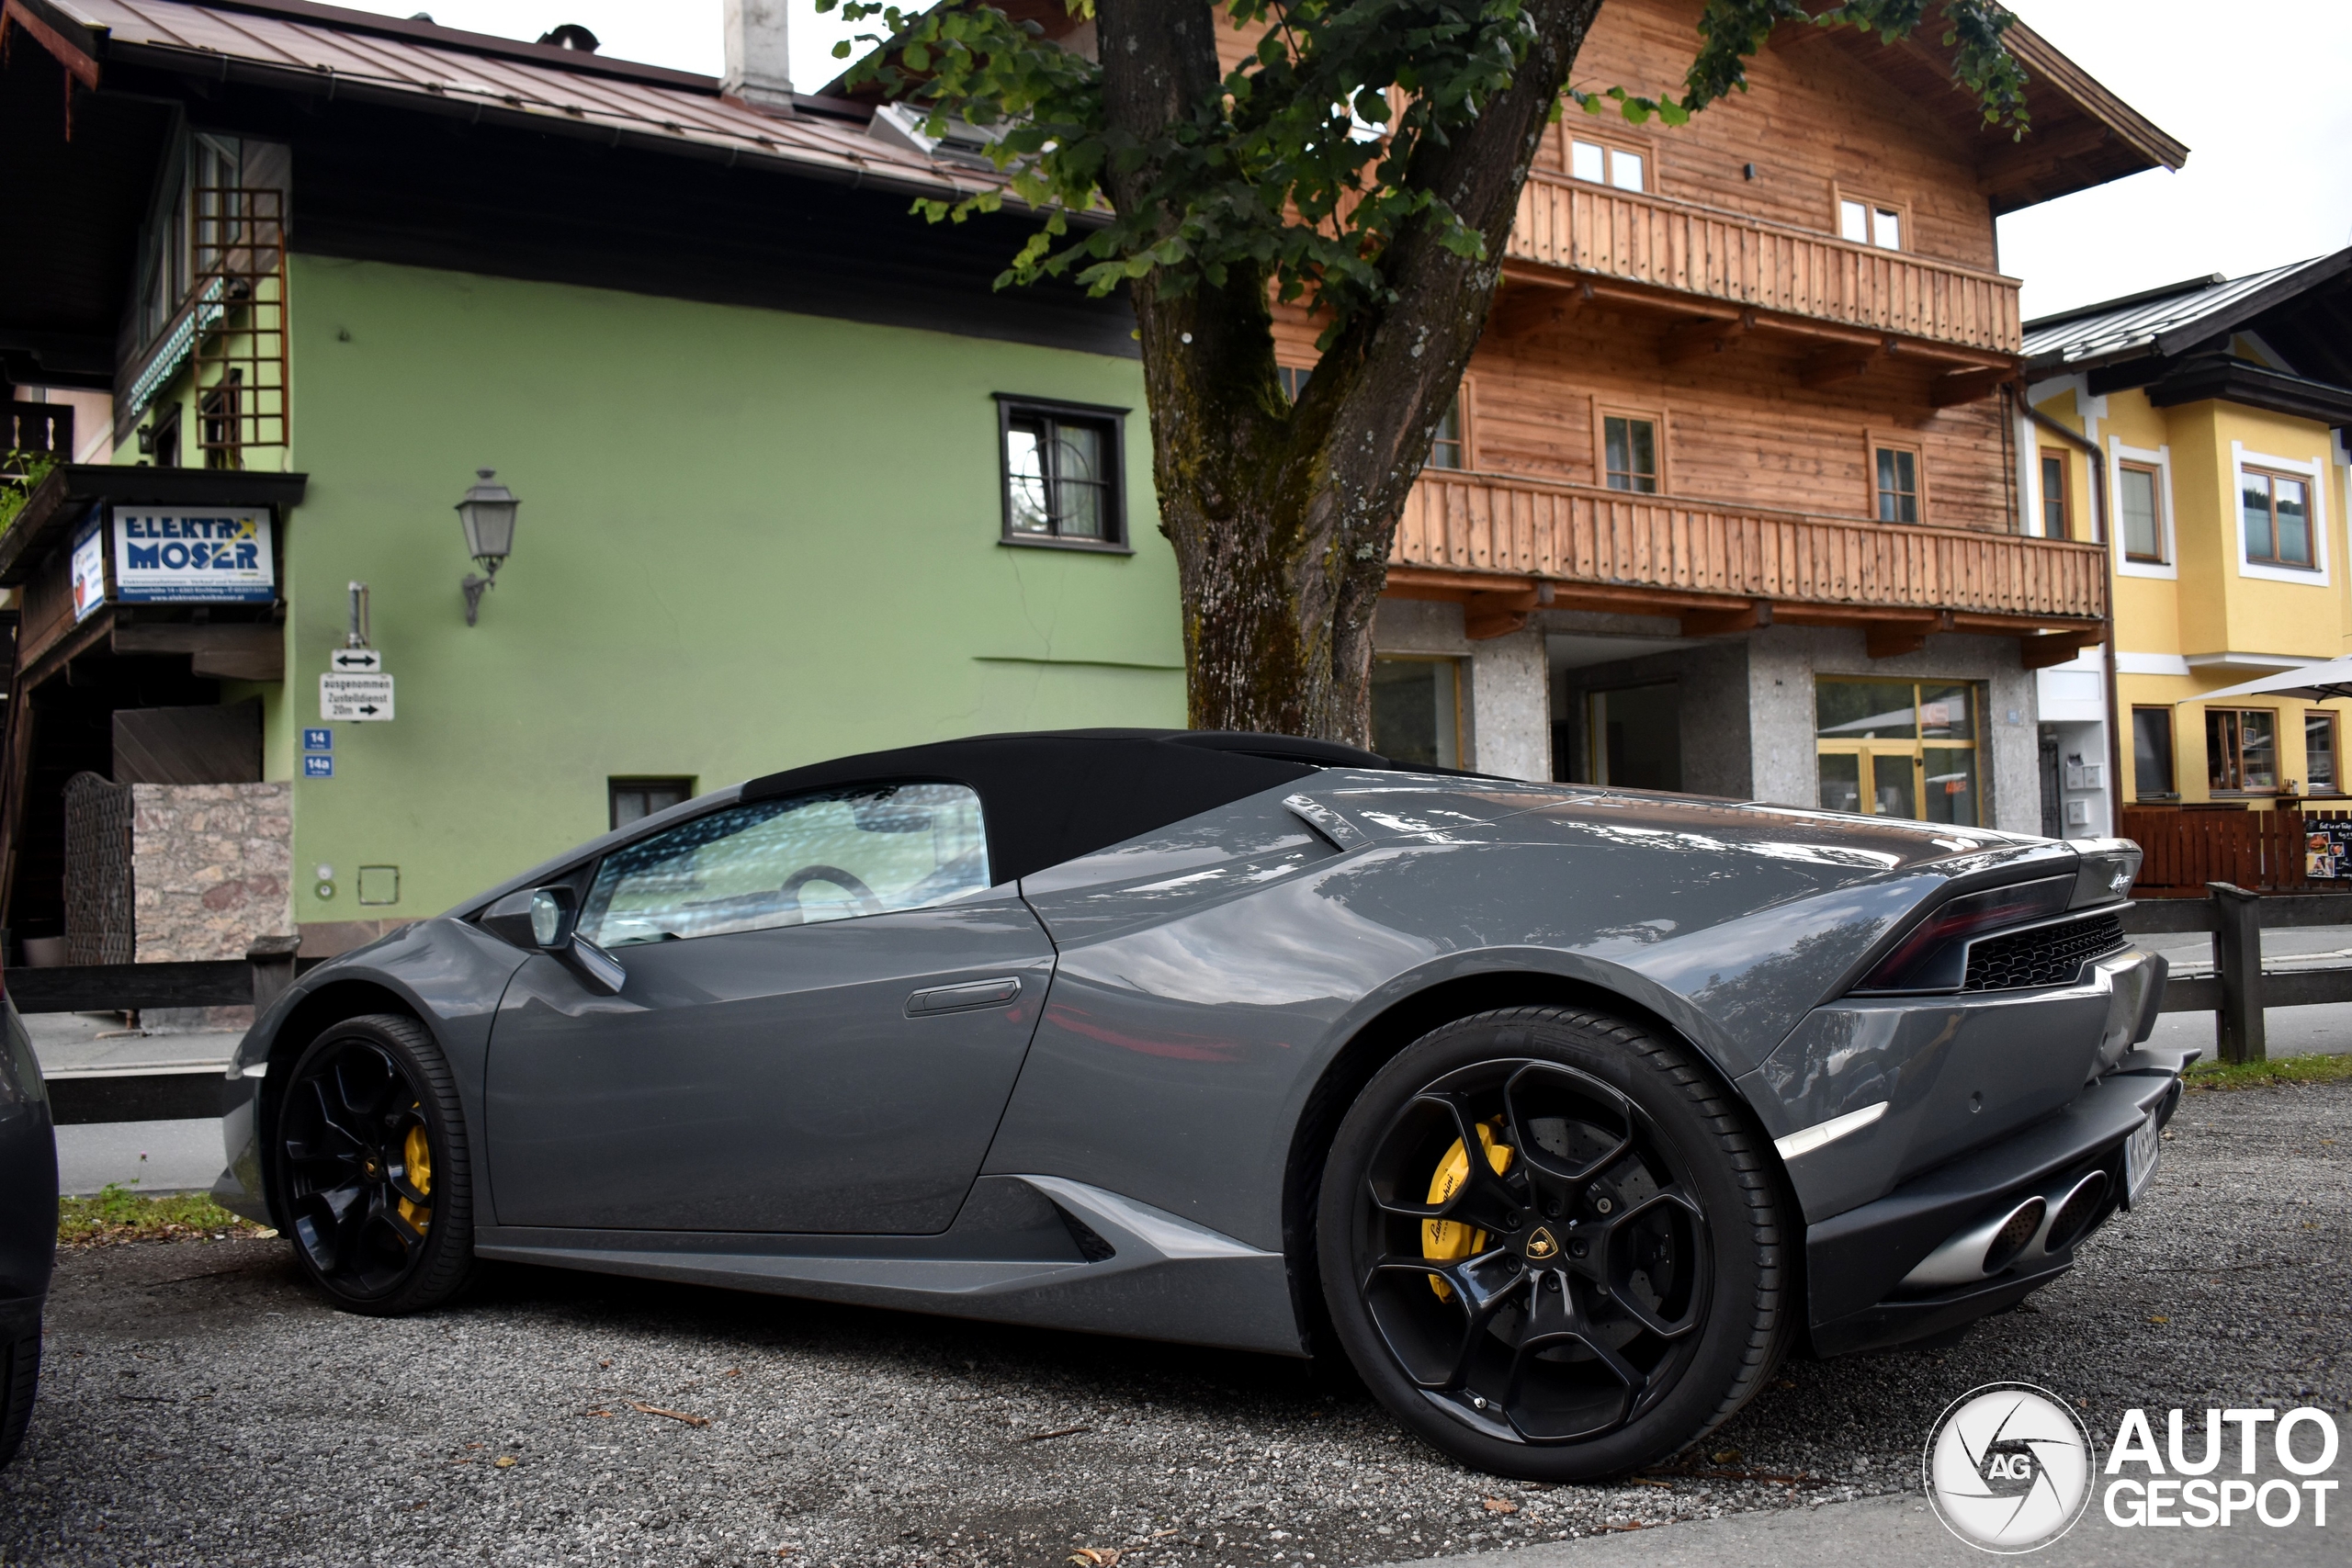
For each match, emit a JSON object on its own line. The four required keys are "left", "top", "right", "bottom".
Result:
{"left": 610, "top": 776, "right": 696, "bottom": 831}
{"left": 1278, "top": 366, "right": 1313, "bottom": 402}
{"left": 2119, "top": 461, "right": 2165, "bottom": 561}
{"left": 1428, "top": 396, "right": 1465, "bottom": 470}
{"left": 2039, "top": 450, "right": 2069, "bottom": 538}
{"left": 1874, "top": 444, "right": 1921, "bottom": 524}
{"left": 2132, "top": 707, "right": 2176, "bottom": 799}
{"left": 996, "top": 395, "right": 1128, "bottom": 550}
{"left": 1370, "top": 657, "right": 1461, "bottom": 767}
{"left": 1602, "top": 414, "right": 1658, "bottom": 492}
{"left": 2241, "top": 468, "right": 2314, "bottom": 569}
{"left": 2308, "top": 711, "right": 2339, "bottom": 794}
{"left": 2207, "top": 708, "right": 2278, "bottom": 793}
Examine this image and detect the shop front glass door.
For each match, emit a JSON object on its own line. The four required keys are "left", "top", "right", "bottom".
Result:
{"left": 1815, "top": 678, "right": 1983, "bottom": 826}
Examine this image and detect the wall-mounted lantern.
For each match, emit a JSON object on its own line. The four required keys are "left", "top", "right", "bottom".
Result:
{"left": 456, "top": 468, "right": 518, "bottom": 626}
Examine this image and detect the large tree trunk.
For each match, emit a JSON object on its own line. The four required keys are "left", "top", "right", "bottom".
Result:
{"left": 1097, "top": 0, "right": 1606, "bottom": 743}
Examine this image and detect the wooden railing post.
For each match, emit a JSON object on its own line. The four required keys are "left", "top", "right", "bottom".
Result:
{"left": 2209, "top": 882, "right": 2265, "bottom": 1064}
{"left": 247, "top": 933, "right": 303, "bottom": 1017}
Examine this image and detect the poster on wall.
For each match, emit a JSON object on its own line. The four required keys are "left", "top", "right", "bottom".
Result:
{"left": 2308, "top": 823, "right": 2352, "bottom": 879}
{"left": 107, "top": 506, "right": 276, "bottom": 603}
{"left": 69, "top": 512, "right": 107, "bottom": 622}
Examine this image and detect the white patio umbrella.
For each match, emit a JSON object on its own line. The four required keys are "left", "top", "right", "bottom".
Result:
{"left": 2177, "top": 655, "right": 2352, "bottom": 704}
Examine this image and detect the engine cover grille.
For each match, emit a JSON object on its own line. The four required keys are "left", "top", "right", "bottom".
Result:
{"left": 1962, "top": 912, "right": 2129, "bottom": 993}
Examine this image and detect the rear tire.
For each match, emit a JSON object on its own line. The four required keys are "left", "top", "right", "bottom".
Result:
{"left": 0, "top": 1315, "right": 38, "bottom": 1468}
{"left": 275, "top": 1014, "right": 476, "bottom": 1316}
{"left": 1317, "top": 1005, "right": 1791, "bottom": 1481}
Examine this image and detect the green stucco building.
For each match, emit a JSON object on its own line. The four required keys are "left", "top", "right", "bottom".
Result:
{"left": 1, "top": 0, "right": 1182, "bottom": 957}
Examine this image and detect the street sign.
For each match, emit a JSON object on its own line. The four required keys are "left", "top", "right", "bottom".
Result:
{"left": 303, "top": 753, "right": 335, "bottom": 778}
{"left": 321, "top": 672, "right": 395, "bottom": 722}
{"left": 329, "top": 649, "right": 382, "bottom": 673}
{"left": 302, "top": 728, "right": 333, "bottom": 752}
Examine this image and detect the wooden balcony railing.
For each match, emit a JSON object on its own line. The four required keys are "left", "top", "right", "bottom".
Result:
{"left": 1510, "top": 177, "right": 2022, "bottom": 355}
{"left": 1395, "top": 471, "right": 2106, "bottom": 624}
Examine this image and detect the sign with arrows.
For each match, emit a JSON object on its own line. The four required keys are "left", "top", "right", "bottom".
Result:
{"left": 322, "top": 672, "right": 394, "bottom": 722}
{"left": 329, "top": 649, "right": 382, "bottom": 673}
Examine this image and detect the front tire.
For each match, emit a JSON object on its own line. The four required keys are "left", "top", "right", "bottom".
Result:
{"left": 275, "top": 1013, "right": 476, "bottom": 1315}
{"left": 1317, "top": 1006, "right": 1790, "bottom": 1481}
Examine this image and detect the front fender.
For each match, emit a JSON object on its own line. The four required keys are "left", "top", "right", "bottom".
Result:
{"left": 216, "top": 919, "right": 531, "bottom": 1226}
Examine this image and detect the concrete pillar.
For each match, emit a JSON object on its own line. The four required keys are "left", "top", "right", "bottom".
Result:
{"left": 1466, "top": 626, "right": 1551, "bottom": 780}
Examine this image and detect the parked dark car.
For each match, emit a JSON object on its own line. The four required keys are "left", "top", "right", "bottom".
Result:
{"left": 0, "top": 976, "right": 57, "bottom": 1468}
{"left": 214, "top": 730, "right": 2183, "bottom": 1480}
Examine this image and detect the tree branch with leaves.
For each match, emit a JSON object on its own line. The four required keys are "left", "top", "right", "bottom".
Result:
{"left": 821, "top": 0, "right": 2030, "bottom": 744}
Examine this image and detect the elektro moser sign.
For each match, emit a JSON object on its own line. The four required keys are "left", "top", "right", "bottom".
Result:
{"left": 107, "top": 506, "right": 276, "bottom": 604}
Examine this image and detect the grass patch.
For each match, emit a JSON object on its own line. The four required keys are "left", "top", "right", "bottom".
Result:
{"left": 2182, "top": 1052, "right": 2352, "bottom": 1092}
{"left": 58, "top": 1183, "right": 272, "bottom": 1249}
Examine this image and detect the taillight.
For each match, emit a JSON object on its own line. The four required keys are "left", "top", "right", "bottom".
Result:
{"left": 1854, "top": 875, "right": 2073, "bottom": 994}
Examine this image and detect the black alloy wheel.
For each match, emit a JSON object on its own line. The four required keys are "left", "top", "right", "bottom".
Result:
{"left": 277, "top": 1013, "right": 475, "bottom": 1315}
{"left": 1318, "top": 1006, "right": 1791, "bottom": 1481}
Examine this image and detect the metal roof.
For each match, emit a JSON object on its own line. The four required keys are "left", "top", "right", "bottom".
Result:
{"left": 2022, "top": 253, "right": 2351, "bottom": 371}
{"left": 45, "top": 0, "right": 1000, "bottom": 204}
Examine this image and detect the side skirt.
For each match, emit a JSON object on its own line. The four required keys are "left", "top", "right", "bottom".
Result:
{"left": 474, "top": 1174, "right": 1306, "bottom": 1357}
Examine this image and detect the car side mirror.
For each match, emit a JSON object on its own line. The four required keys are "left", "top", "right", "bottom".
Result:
{"left": 481, "top": 885, "right": 625, "bottom": 995}
{"left": 528, "top": 886, "right": 577, "bottom": 949}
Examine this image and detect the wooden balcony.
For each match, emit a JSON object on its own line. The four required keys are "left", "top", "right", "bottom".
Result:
{"left": 1507, "top": 176, "right": 2022, "bottom": 359}
{"left": 1389, "top": 471, "right": 2105, "bottom": 661}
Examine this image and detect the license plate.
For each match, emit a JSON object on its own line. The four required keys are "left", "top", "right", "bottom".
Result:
{"left": 2123, "top": 1111, "right": 2161, "bottom": 1207}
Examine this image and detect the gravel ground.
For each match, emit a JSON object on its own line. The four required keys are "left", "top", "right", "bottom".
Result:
{"left": 3, "top": 1080, "right": 2346, "bottom": 1568}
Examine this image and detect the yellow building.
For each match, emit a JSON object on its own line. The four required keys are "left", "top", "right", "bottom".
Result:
{"left": 2021, "top": 253, "right": 2352, "bottom": 828}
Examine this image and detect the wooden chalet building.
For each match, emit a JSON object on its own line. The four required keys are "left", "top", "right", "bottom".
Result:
{"left": 1277, "top": 4, "right": 2182, "bottom": 830}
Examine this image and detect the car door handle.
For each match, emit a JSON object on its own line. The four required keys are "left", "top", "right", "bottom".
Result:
{"left": 905, "top": 976, "right": 1023, "bottom": 1017}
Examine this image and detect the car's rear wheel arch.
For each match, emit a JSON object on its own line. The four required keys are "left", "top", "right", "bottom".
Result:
{"left": 1283, "top": 971, "right": 1744, "bottom": 1363}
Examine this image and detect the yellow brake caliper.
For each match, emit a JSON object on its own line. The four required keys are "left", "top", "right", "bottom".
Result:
{"left": 397, "top": 1110, "right": 434, "bottom": 1233}
{"left": 1423, "top": 1119, "right": 1513, "bottom": 1300}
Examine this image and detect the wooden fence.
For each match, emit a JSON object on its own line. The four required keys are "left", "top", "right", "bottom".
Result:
{"left": 2121, "top": 807, "right": 2352, "bottom": 897}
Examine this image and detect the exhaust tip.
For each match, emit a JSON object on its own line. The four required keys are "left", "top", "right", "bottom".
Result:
{"left": 2044, "top": 1170, "right": 2110, "bottom": 1254}
{"left": 1982, "top": 1198, "right": 2046, "bottom": 1275}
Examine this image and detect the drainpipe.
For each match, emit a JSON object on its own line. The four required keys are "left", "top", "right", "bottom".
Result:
{"left": 2016, "top": 389, "right": 2125, "bottom": 836}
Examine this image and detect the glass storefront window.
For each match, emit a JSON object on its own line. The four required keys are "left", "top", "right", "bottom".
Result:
{"left": 1372, "top": 658, "right": 1461, "bottom": 768}
{"left": 1815, "top": 680, "right": 1918, "bottom": 741}
{"left": 1815, "top": 678, "right": 1984, "bottom": 825}
{"left": 1817, "top": 752, "right": 1862, "bottom": 814}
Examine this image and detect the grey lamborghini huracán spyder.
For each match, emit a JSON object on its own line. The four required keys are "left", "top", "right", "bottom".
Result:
{"left": 213, "top": 729, "right": 2180, "bottom": 1480}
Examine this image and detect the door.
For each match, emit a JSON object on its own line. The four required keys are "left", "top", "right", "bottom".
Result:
{"left": 484, "top": 781, "right": 1056, "bottom": 1235}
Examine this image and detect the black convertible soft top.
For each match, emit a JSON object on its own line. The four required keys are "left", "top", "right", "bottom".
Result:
{"left": 741, "top": 729, "right": 1391, "bottom": 885}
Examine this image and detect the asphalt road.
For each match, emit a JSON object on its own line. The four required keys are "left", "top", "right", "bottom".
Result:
{"left": 3, "top": 1080, "right": 2346, "bottom": 1568}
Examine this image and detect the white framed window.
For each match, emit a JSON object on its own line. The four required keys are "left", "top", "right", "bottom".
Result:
{"left": 2108, "top": 437, "right": 2177, "bottom": 581}
{"left": 1568, "top": 137, "right": 1645, "bottom": 193}
{"left": 2232, "top": 442, "right": 2330, "bottom": 587}
{"left": 1838, "top": 195, "right": 1904, "bottom": 251}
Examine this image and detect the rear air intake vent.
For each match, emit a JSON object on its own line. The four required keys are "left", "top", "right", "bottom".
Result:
{"left": 1054, "top": 1203, "right": 1116, "bottom": 1263}
{"left": 1963, "top": 913, "right": 2127, "bottom": 992}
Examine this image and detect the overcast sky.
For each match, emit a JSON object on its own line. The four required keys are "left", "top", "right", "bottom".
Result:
{"left": 346, "top": 1, "right": 2349, "bottom": 321}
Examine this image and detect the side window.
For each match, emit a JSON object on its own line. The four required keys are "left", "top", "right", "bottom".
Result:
{"left": 579, "top": 783, "right": 990, "bottom": 947}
